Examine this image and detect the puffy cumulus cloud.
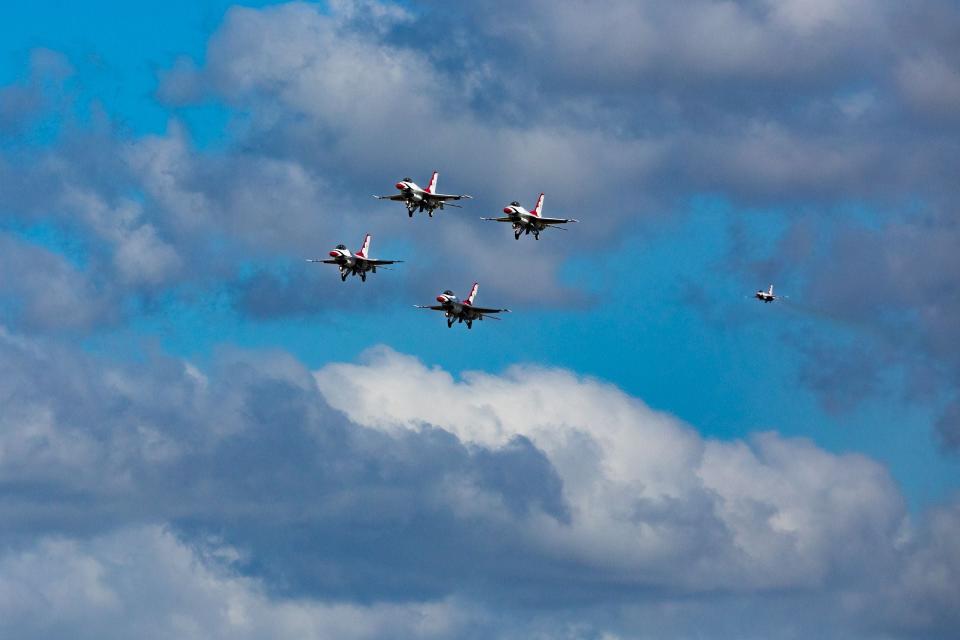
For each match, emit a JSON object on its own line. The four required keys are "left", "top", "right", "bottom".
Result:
{"left": 5, "top": 0, "right": 958, "bottom": 326}
{"left": 0, "top": 526, "right": 470, "bottom": 640}
{"left": 850, "top": 499, "right": 960, "bottom": 640}
{"left": 56, "top": 186, "right": 183, "bottom": 286}
{"left": 0, "top": 329, "right": 573, "bottom": 599}
{"left": 157, "top": 0, "right": 907, "bottom": 210}
{"left": 153, "top": 0, "right": 667, "bottom": 295}
{"left": 0, "top": 127, "right": 191, "bottom": 326}
{"left": 431, "top": 0, "right": 890, "bottom": 90}
{"left": 145, "top": 0, "right": 960, "bottom": 323}
{"left": 315, "top": 347, "right": 907, "bottom": 592}
{"left": 0, "top": 234, "right": 118, "bottom": 331}
{"left": 124, "top": 119, "right": 348, "bottom": 254}
{"left": 0, "top": 113, "right": 411, "bottom": 324}
{"left": 0, "top": 332, "right": 957, "bottom": 638}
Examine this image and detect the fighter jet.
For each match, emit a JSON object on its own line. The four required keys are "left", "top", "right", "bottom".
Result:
{"left": 374, "top": 171, "right": 472, "bottom": 217}
{"left": 415, "top": 282, "right": 510, "bottom": 329}
{"left": 307, "top": 234, "right": 401, "bottom": 282}
{"left": 755, "top": 284, "right": 780, "bottom": 303}
{"left": 481, "top": 193, "right": 578, "bottom": 240}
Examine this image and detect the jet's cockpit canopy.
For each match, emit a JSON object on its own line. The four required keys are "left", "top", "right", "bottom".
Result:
{"left": 335, "top": 244, "right": 347, "bottom": 250}
{"left": 442, "top": 290, "right": 454, "bottom": 296}
{"left": 402, "top": 177, "right": 413, "bottom": 182}
{"left": 510, "top": 201, "right": 520, "bottom": 207}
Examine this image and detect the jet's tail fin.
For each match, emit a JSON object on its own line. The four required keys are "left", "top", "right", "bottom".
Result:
{"left": 532, "top": 193, "right": 544, "bottom": 217}
{"left": 357, "top": 234, "right": 371, "bottom": 258}
{"left": 425, "top": 171, "right": 439, "bottom": 194}
{"left": 466, "top": 282, "right": 479, "bottom": 305}
{"left": 768, "top": 285, "right": 774, "bottom": 296}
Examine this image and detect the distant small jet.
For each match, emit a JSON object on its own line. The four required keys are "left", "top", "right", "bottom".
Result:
{"left": 415, "top": 282, "right": 510, "bottom": 329}
{"left": 307, "top": 234, "right": 401, "bottom": 282}
{"left": 755, "top": 284, "right": 780, "bottom": 303}
{"left": 374, "top": 171, "right": 472, "bottom": 217}
{"left": 482, "top": 193, "right": 578, "bottom": 240}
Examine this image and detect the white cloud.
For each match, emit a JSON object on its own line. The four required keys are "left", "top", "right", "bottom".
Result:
{"left": 7, "top": 0, "right": 950, "bottom": 323}
{"left": 157, "top": 0, "right": 666, "bottom": 216}
{"left": 0, "top": 526, "right": 470, "bottom": 640}
{"left": 442, "top": 0, "right": 889, "bottom": 84}
{"left": 58, "top": 186, "right": 182, "bottom": 286}
{"left": 0, "top": 330, "right": 955, "bottom": 638}
{"left": 315, "top": 346, "right": 906, "bottom": 591}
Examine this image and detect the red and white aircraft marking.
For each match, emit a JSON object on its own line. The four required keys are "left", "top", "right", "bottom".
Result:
{"left": 307, "top": 234, "right": 401, "bottom": 282}
{"left": 415, "top": 282, "right": 510, "bottom": 329}
{"left": 374, "top": 171, "right": 472, "bottom": 217}
{"left": 482, "top": 193, "right": 578, "bottom": 240}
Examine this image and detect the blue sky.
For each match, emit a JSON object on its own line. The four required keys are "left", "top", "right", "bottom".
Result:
{"left": 1, "top": 2, "right": 959, "bottom": 639}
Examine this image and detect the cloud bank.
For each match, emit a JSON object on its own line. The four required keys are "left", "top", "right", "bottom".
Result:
{"left": 0, "top": 328, "right": 957, "bottom": 638}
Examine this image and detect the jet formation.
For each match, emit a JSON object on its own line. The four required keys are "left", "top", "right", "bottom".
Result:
{"left": 314, "top": 170, "right": 778, "bottom": 328}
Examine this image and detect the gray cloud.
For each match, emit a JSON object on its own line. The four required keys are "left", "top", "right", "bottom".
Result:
{"left": 0, "top": 234, "right": 118, "bottom": 331}
{"left": 3, "top": 0, "right": 955, "bottom": 323}
{"left": 0, "top": 525, "right": 481, "bottom": 640}
{"left": 1, "top": 3, "right": 958, "bottom": 636}
{"left": 422, "top": 0, "right": 892, "bottom": 91}
{"left": 146, "top": 0, "right": 960, "bottom": 337}
{"left": 0, "top": 48, "right": 72, "bottom": 134}
{"left": 0, "top": 331, "right": 957, "bottom": 637}
{"left": 789, "top": 208, "right": 960, "bottom": 445}
{"left": 2, "top": 0, "right": 960, "bottom": 455}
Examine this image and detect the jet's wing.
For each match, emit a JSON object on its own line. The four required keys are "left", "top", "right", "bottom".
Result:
{"left": 480, "top": 217, "right": 516, "bottom": 222}
{"left": 538, "top": 217, "right": 579, "bottom": 225}
{"left": 360, "top": 259, "right": 402, "bottom": 266}
{"left": 470, "top": 307, "right": 510, "bottom": 315}
{"left": 414, "top": 305, "right": 447, "bottom": 311}
{"left": 373, "top": 194, "right": 408, "bottom": 201}
{"left": 426, "top": 193, "right": 472, "bottom": 201}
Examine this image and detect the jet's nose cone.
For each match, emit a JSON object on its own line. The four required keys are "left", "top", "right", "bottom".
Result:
{"left": 436, "top": 295, "right": 446, "bottom": 303}
{"left": 503, "top": 207, "right": 513, "bottom": 214}
{"left": 329, "top": 251, "right": 339, "bottom": 257}
{"left": 395, "top": 182, "right": 406, "bottom": 190}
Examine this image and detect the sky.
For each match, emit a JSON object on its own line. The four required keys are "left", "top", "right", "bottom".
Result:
{"left": 0, "top": 1, "right": 959, "bottom": 638}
